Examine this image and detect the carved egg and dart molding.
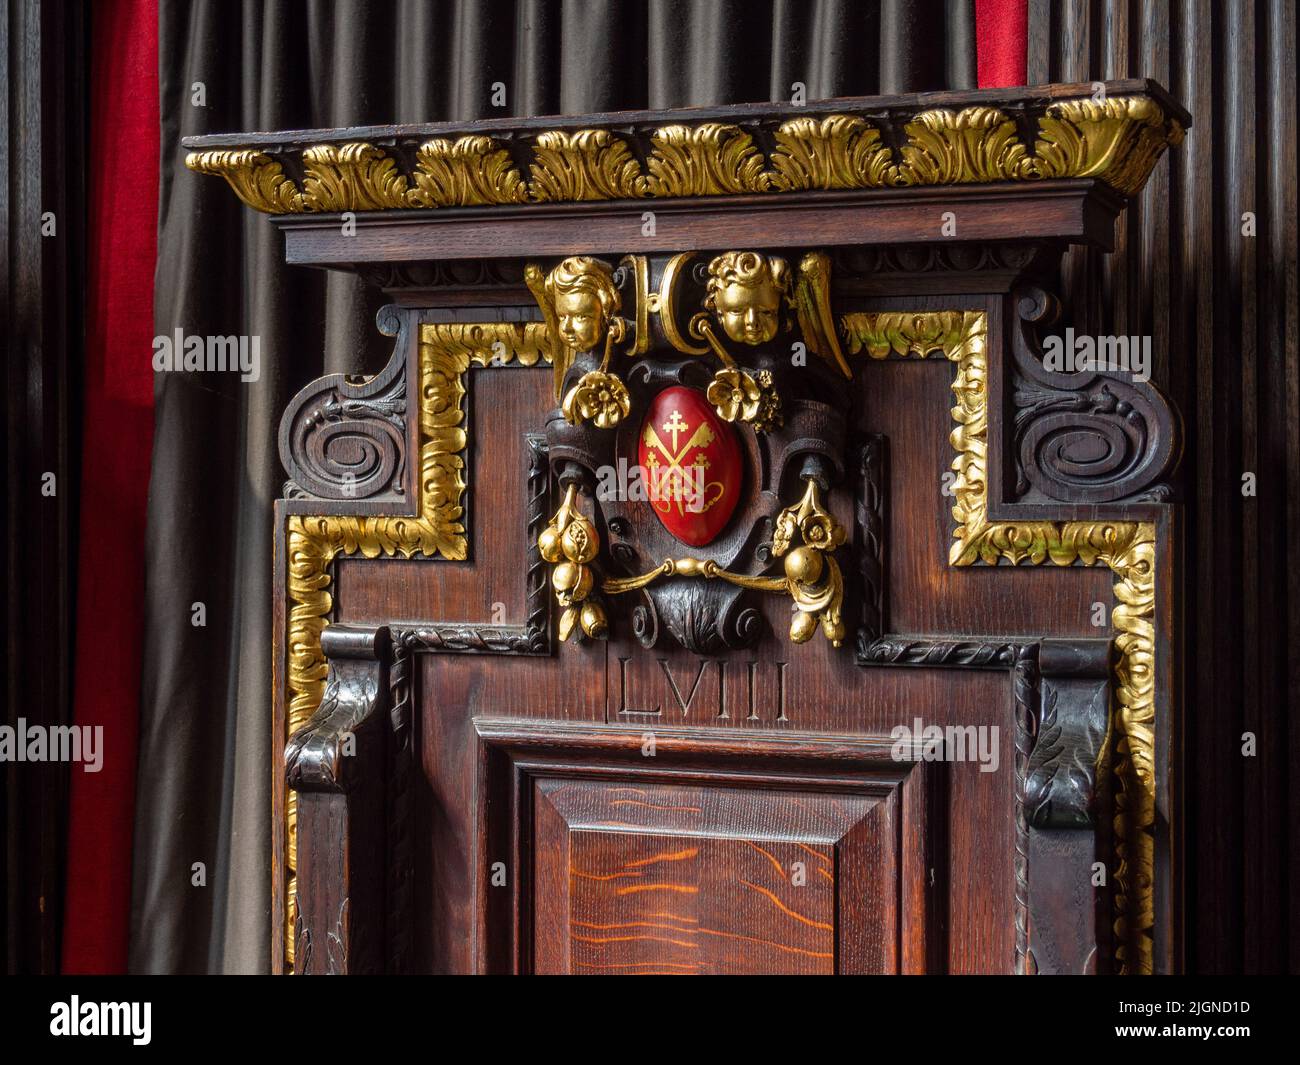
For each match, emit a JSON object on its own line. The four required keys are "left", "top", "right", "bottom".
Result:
{"left": 529, "top": 249, "right": 851, "bottom": 654}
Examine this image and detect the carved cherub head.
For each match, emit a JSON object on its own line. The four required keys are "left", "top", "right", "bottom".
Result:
{"left": 704, "top": 251, "right": 790, "bottom": 346}
{"left": 545, "top": 256, "right": 621, "bottom": 353}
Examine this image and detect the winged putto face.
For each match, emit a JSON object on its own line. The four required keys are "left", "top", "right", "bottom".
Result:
{"left": 704, "top": 251, "right": 790, "bottom": 346}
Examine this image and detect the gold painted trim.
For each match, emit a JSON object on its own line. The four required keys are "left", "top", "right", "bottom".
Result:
{"left": 185, "top": 149, "right": 305, "bottom": 213}
{"left": 409, "top": 136, "right": 529, "bottom": 206}
{"left": 528, "top": 129, "right": 644, "bottom": 202}
{"left": 643, "top": 123, "right": 769, "bottom": 196}
{"left": 842, "top": 310, "right": 1157, "bottom": 975}
{"left": 189, "top": 96, "right": 1183, "bottom": 213}
{"left": 282, "top": 321, "right": 545, "bottom": 969}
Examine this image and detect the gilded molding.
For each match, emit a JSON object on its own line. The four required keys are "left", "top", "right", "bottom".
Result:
{"left": 768, "top": 115, "right": 893, "bottom": 191}
{"left": 643, "top": 123, "right": 769, "bottom": 196}
{"left": 528, "top": 129, "right": 645, "bottom": 202}
{"left": 185, "top": 149, "right": 305, "bottom": 213}
{"left": 300, "top": 143, "right": 410, "bottom": 211}
{"left": 187, "top": 93, "right": 1184, "bottom": 213}
{"left": 421, "top": 321, "right": 552, "bottom": 367}
{"left": 1033, "top": 96, "right": 1184, "bottom": 195}
{"left": 842, "top": 309, "right": 1157, "bottom": 975}
{"left": 409, "top": 136, "right": 529, "bottom": 206}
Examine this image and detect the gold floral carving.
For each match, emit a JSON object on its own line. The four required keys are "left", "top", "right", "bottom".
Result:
{"left": 300, "top": 143, "right": 410, "bottom": 211}
{"left": 420, "top": 321, "right": 551, "bottom": 367}
{"left": 1031, "top": 96, "right": 1185, "bottom": 195}
{"left": 528, "top": 129, "right": 645, "bottom": 202}
{"left": 185, "top": 149, "right": 305, "bottom": 213}
{"left": 409, "top": 136, "right": 529, "bottom": 206}
{"left": 892, "top": 107, "right": 1032, "bottom": 185}
{"left": 768, "top": 115, "right": 893, "bottom": 190}
{"left": 189, "top": 95, "right": 1183, "bottom": 213}
{"left": 643, "top": 123, "right": 769, "bottom": 196}
{"left": 282, "top": 322, "right": 552, "bottom": 968}
{"left": 842, "top": 309, "right": 1157, "bottom": 976}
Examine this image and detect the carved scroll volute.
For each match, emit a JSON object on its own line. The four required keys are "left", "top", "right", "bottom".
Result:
{"left": 1010, "top": 287, "right": 1179, "bottom": 504}
{"left": 279, "top": 307, "right": 409, "bottom": 502}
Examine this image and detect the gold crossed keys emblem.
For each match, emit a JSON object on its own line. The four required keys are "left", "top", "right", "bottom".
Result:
{"left": 642, "top": 409, "right": 725, "bottom": 516}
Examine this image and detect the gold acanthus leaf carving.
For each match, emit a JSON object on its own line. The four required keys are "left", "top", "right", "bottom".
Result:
{"left": 185, "top": 149, "right": 305, "bottom": 213}
{"left": 841, "top": 308, "right": 1157, "bottom": 975}
{"left": 528, "top": 129, "right": 646, "bottom": 202}
{"left": 189, "top": 95, "right": 1184, "bottom": 213}
{"left": 420, "top": 321, "right": 552, "bottom": 366}
{"left": 891, "top": 107, "right": 1033, "bottom": 185}
{"left": 408, "top": 136, "right": 528, "bottom": 207}
{"left": 767, "top": 115, "right": 893, "bottom": 191}
{"left": 300, "top": 143, "right": 410, "bottom": 211}
{"left": 643, "top": 123, "right": 769, "bottom": 196}
{"left": 1031, "top": 95, "right": 1184, "bottom": 195}
{"left": 840, "top": 310, "right": 971, "bottom": 361}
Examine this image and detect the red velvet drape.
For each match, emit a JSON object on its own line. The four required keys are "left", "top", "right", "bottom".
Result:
{"left": 61, "top": 0, "right": 158, "bottom": 974}
{"left": 976, "top": 0, "right": 1029, "bottom": 87}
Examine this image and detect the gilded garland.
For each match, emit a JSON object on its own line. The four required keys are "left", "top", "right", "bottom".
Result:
{"left": 840, "top": 310, "right": 1157, "bottom": 976}
{"left": 189, "top": 96, "right": 1183, "bottom": 213}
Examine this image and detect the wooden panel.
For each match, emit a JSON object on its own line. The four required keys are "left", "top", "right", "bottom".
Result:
{"left": 476, "top": 724, "right": 946, "bottom": 975}
{"left": 540, "top": 779, "right": 871, "bottom": 974}
{"left": 336, "top": 367, "right": 550, "bottom": 624}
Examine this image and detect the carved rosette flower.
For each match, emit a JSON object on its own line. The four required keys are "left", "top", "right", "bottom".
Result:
{"left": 705, "top": 367, "right": 781, "bottom": 430}
{"left": 562, "top": 370, "right": 631, "bottom": 429}
{"left": 706, "top": 367, "right": 762, "bottom": 423}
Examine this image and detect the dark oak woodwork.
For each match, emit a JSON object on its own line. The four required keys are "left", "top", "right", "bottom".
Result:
{"left": 258, "top": 82, "right": 1189, "bottom": 975}
{"left": 272, "top": 181, "right": 1127, "bottom": 269}
{"left": 476, "top": 723, "right": 945, "bottom": 975}
{"left": 287, "top": 626, "right": 390, "bottom": 975}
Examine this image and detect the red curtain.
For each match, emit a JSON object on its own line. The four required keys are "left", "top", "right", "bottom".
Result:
{"left": 61, "top": 0, "right": 158, "bottom": 974}
{"left": 976, "top": 0, "right": 1029, "bottom": 87}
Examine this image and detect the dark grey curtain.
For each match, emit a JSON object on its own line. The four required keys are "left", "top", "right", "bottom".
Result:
{"left": 132, "top": 0, "right": 975, "bottom": 974}
{"left": 1029, "top": 0, "right": 1299, "bottom": 976}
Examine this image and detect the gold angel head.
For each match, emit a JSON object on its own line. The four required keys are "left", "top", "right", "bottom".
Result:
{"left": 704, "top": 251, "right": 790, "bottom": 345}
{"left": 545, "top": 256, "right": 621, "bottom": 354}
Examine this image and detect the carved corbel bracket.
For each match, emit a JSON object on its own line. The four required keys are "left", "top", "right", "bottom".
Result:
{"left": 1008, "top": 286, "right": 1180, "bottom": 505}
{"left": 280, "top": 308, "right": 412, "bottom": 505}
{"left": 286, "top": 625, "right": 391, "bottom": 793}
{"left": 1029, "top": 638, "right": 1112, "bottom": 830}
{"left": 286, "top": 624, "right": 390, "bottom": 976}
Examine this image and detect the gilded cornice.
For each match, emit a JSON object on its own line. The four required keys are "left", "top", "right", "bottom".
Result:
{"left": 841, "top": 310, "right": 1157, "bottom": 976}
{"left": 186, "top": 90, "right": 1186, "bottom": 214}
